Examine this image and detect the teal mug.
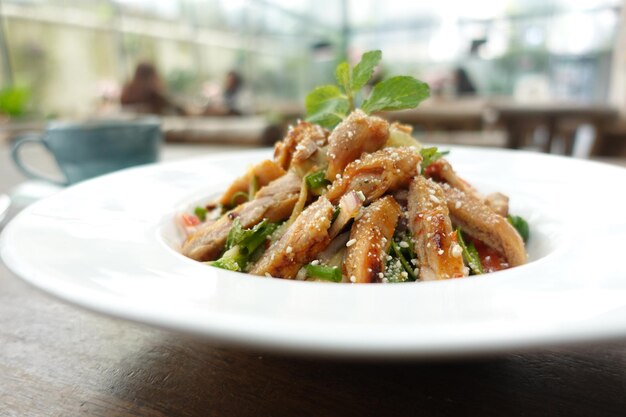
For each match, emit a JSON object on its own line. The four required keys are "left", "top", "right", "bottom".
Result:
{"left": 11, "top": 118, "right": 162, "bottom": 186}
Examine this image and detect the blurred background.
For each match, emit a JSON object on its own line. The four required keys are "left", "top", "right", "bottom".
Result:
{"left": 1, "top": 0, "right": 626, "bottom": 156}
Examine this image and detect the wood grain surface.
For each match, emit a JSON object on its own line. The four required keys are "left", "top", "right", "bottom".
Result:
{"left": 1, "top": 144, "right": 626, "bottom": 417}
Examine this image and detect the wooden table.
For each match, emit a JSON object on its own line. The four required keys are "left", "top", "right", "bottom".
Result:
{"left": 385, "top": 99, "right": 619, "bottom": 155}
{"left": 491, "top": 102, "right": 618, "bottom": 154}
{"left": 2, "top": 144, "right": 626, "bottom": 416}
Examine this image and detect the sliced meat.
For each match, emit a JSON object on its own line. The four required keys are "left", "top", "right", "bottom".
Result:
{"left": 343, "top": 196, "right": 401, "bottom": 283}
{"left": 325, "top": 110, "right": 389, "bottom": 180}
{"left": 249, "top": 197, "right": 334, "bottom": 279}
{"left": 325, "top": 147, "right": 421, "bottom": 204}
{"left": 274, "top": 121, "right": 328, "bottom": 170}
{"left": 217, "top": 159, "right": 285, "bottom": 207}
{"left": 408, "top": 176, "right": 468, "bottom": 281}
{"left": 484, "top": 192, "right": 509, "bottom": 217}
{"left": 182, "top": 172, "right": 301, "bottom": 261}
{"left": 442, "top": 184, "right": 526, "bottom": 267}
{"left": 424, "top": 158, "right": 477, "bottom": 197}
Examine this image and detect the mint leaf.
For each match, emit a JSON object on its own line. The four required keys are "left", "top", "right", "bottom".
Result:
{"left": 305, "top": 85, "right": 344, "bottom": 114}
{"left": 361, "top": 76, "right": 429, "bottom": 114}
{"left": 305, "top": 85, "right": 349, "bottom": 129}
{"left": 335, "top": 62, "right": 351, "bottom": 93}
{"left": 351, "top": 50, "right": 381, "bottom": 92}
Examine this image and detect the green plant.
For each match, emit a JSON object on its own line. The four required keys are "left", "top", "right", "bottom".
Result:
{"left": 0, "top": 87, "right": 30, "bottom": 117}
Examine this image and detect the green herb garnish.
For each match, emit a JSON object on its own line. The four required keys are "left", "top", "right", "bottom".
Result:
{"left": 194, "top": 206, "right": 207, "bottom": 222}
{"left": 456, "top": 229, "right": 483, "bottom": 275}
{"left": 507, "top": 215, "right": 529, "bottom": 243}
{"left": 305, "top": 170, "right": 331, "bottom": 194}
{"left": 420, "top": 147, "right": 449, "bottom": 174}
{"left": 390, "top": 240, "right": 416, "bottom": 281}
{"left": 305, "top": 50, "right": 430, "bottom": 128}
{"left": 304, "top": 264, "right": 342, "bottom": 282}
{"left": 212, "top": 219, "right": 278, "bottom": 272}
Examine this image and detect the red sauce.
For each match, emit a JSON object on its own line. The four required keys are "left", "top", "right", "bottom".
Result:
{"left": 424, "top": 164, "right": 441, "bottom": 179}
{"left": 468, "top": 238, "right": 509, "bottom": 273}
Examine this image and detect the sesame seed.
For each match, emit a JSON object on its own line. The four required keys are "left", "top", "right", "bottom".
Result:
{"left": 451, "top": 244, "right": 463, "bottom": 258}
{"left": 455, "top": 201, "right": 462, "bottom": 209}
{"left": 429, "top": 195, "right": 441, "bottom": 204}
{"left": 356, "top": 190, "right": 366, "bottom": 201}
{"left": 311, "top": 259, "right": 320, "bottom": 265}
{"left": 336, "top": 174, "right": 341, "bottom": 180}
{"left": 295, "top": 144, "right": 306, "bottom": 151}
{"left": 437, "top": 249, "right": 444, "bottom": 255}
{"left": 264, "top": 273, "right": 272, "bottom": 278}
{"left": 350, "top": 275, "right": 356, "bottom": 283}
{"left": 286, "top": 246, "right": 293, "bottom": 254}
{"left": 346, "top": 239, "right": 357, "bottom": 247}
{"left": 378, "top": 272, "right": 384, "bottom": 279}
{"left": 399, "top": 241, "right": 409, "bottom": 248}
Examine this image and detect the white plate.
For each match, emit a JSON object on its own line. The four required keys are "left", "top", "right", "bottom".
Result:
{"left": 2, "top": 147, "right": 626, "bottom": 358}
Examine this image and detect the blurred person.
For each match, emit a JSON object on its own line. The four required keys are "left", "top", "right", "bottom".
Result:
{"left": 203, "top": 70, "right": 251, "bottom": 116}
{"left": 453, "top": 67, "right": 477, "bottom": 96}
{"left": 121, "top": 62, "right": 185, "bottom": 115}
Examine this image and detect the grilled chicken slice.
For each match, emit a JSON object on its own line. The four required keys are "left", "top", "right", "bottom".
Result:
{"left": 274, "top": 121, "right": 328, "bottom": 170}
{"left": 182, "top": 172, "right": 301, "bottom": 261}
{"left": 484, "top": 192, "right": 509, "bottom": 217}
{"left": 343, "top": 196, "right": 401, "bottom": 283}
{"left": 408, "top": 176, "right": 467, "bottom": 281}
{"left": 442, "top": 184, "right": 526, "bottom": 267}
{"left": 218, "top": 159, "right": 285, "bottom": 207}
{"left": 424, "top": 158, "right": 477, "bottom": 197}
{"left": 249, "top": 197, "right": 334, "bottom": 279}
{"left": 325, "top": 110, "right": 389, "bottom": 180}
{"left": 325, "top": 147, "right": 422, "bottom": 204}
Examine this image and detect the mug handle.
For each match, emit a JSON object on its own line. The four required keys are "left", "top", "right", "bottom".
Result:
{"left": 11, "top": 134, "right": 69, "bottom": 186}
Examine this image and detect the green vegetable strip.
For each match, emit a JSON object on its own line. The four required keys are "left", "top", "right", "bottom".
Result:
{"left": 194, "top": 206, "right": 207, "bottom": 222}
{"left": 210, "top": 256, "right": 240, "bottom": 272}
{"left": 332, "top": 206, "right": 341, "bottom": 222}
{"left": 456, "top": 229, "right": 483, "bottom": 275}
{"left": 507, "top": 215, "right": 529, "bottom": 243}
{"left": 230, "top": 191, "right": 249, "bottom": 207}
{"left": 248, "top": 175, "right": 259, "bottom": 199}
{"left": 390, "top": 240, "right": 416, "bottom": 281}
{"left": 239, "top": 221, "right": 278, "bottom": 254}
{"left": 213, "top": 219, "right": 278, "bottom": 272}
{"left": 305, "top": 170, "right": 331, "bottom": 191}
{"left": 304, "top": 264, "right": 342, "bottom": 282}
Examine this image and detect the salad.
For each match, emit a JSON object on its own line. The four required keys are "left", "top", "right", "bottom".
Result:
{"left": 179, "top": 51, "right": 529, "bottom": 283}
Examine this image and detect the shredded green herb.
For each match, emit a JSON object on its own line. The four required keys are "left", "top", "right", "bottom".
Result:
{"left": 194, "top": 206, "right": 207, "bottom": 222}
{"left": 456, "top": 229, "right": 483, "bottom": 275}
{"left": 211, "top": 219, "right": 279, "bottom": 272}
{"left": 390, "top": 240, "right": 417, "bottom": 281}
{"left": 420, "top": 147, "right": 449, "bottom": 174}
{"left": 304, "top": 264, "right": 342, "bottom": 282}
{"left": 305, "top": 170, "right": 331, "bottom": 194}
